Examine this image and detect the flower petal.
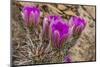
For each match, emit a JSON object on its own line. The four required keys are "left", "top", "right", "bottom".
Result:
{"left": 52, "top": 30, "right": 60, "bottom": 49}
{"left": 42, "top": 17, "right": 50, "bottom": 39}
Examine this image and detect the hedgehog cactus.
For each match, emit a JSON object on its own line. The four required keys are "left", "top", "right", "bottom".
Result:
{"left": 12, "top": 4, "right": 89, "bottom": 65}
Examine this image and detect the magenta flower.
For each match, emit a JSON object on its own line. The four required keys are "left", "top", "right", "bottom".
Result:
{"left": 69, "top": 16, "right": 86, "bottom": 35}
{"left": 22, "top": 6, "right": 40, "bottom": 27}
{"left": 50, "top": 19, "right": 71, "bottom": 49}
{"left": 48, "top": 15, "right": 62, "bottom": 22}
{"left": 42, "top": 15, "right": 62, "bottom": 39}
{"left": 64, "top": 55, "right": 72, "bottom": 63}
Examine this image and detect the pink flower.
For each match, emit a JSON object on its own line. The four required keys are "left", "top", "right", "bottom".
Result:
{"left": 50, "top": 19, "right": 71, "bottom": 49}
{"left": 42, "top": 15, "right": 62, "bottom": 39}
{"left": 22, "top": 6, "right": 40, "bottom": 27}
{"left": 42, "top": 15, "right": 71, "bottom": 49}
{"left": 69, "top": 16, "right": 86, "bottom": 36}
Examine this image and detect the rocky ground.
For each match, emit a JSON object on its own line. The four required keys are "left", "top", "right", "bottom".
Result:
{"left": 11, "top": 1, "right": 96, "bottom": 66}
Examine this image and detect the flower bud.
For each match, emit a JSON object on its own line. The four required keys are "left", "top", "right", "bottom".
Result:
{"left": 64, "top": 55, "right": 72, "bottom": 63}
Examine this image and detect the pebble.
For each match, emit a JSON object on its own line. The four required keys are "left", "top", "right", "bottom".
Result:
{"left": 58, "top": 4, "right": 66, "bottom": 11}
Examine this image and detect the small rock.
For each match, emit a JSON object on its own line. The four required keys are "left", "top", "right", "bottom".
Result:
{"left": 64, "top": 10, "right": 76, "bottom": 16}
{"left": 58, "top": 5, "right": 66, "bottom": 10}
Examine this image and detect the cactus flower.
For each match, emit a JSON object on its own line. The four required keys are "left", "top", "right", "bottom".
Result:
{"left": 69, "top": 16, "right": 86, "bottom": 36}
{"left": 22, "top": 6, "right": 40, "bottom": 27}
{"left": 64, "top": 55, "right": 72, "bottom": 63}
{"left": 48, "top": 15, "right": 62, "bottom": 22}
{"left": 42, "top": 15, "right": 62, "bottom": 39}
{"left": 50, "top": 19, "right": 71, "bottom": 49}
